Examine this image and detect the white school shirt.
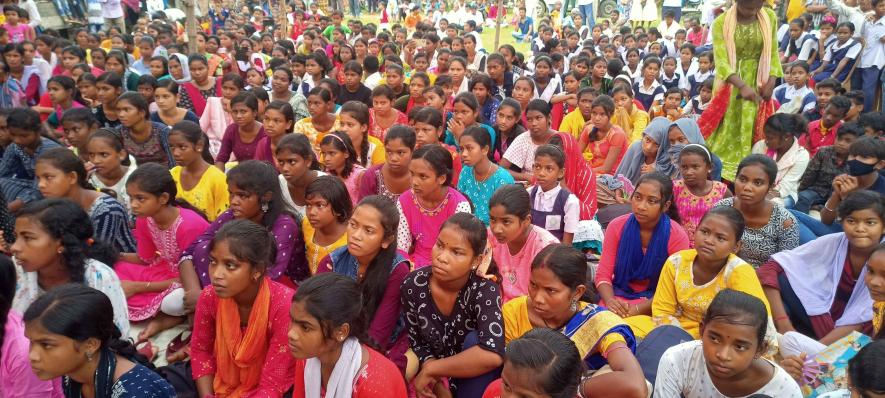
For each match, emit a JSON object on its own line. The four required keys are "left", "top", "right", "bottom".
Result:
{"left": 826, "top": 0, "right": 870, "bottom": 38}
{"left": 751, "top": 139, "right": 810, "bottom": 203}
{"left": 680, "top": 69, "right": 714, "bottom": 92}
{"left": 822, "top": 39, "right": 862, "bottom": 61}
{"left": 860, "top": 16, "right": 885, "bottom": 69}
{"left": 527, "top": 185, "right": 580, "bottom": 233}
{"left": 658, "top": 20, "right": 682, "bottom": 39}
{"left": 654, "top": 340, "right": 803, "bottom": 398}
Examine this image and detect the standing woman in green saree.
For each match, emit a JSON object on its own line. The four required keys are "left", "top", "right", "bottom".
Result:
{"left": 702, "top": 0, "right": 782, "bottom": 179}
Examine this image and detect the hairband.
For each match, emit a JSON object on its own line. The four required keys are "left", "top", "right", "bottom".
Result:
{"left": 682, "top": 143, "right": 711, "bottom": 162}
{"left": 326, "top": 132, "right": 347, "bottom": 147}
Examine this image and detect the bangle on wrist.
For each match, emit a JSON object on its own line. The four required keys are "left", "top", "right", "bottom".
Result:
{"left": 774, "top": 314, "right": 789, "bottom": 322}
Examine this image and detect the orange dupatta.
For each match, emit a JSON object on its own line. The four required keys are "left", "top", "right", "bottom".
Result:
{"left": 698, "top": 5, "right": 775, "bottom": 140}
{"left": 213, "top": 277, "right": 272, "bottom": 397}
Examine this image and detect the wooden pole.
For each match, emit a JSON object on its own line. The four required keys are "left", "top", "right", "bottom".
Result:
{"left": 185, "top": 0, "right": 198, "bottom": 54}
{"left": 493, "top": 0, "right": 504, "bottom": 49}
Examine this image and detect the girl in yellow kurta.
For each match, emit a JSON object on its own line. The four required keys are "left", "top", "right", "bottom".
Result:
{"left": 633, "top": 207, "right": 775, "bottom": 346}
{"left": 168, "top": 122, "right": 229, "bottom": 221}
{"left": 611, "top": 85, "right": 650, "bottom": 144}
{"left": 302, "top": 175, "right": 351, "bottom": 274}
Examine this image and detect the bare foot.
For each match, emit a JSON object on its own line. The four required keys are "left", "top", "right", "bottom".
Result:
{"left": 166, "top": 344, "right": 190, "bottom": 363}
{"left": 137, "top": 313, "right": 185, "bottom": 344}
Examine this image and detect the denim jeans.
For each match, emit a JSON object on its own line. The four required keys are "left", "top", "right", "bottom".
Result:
{"left": 789, "top": 209, "right": 843, "bottom": 245}
{"left": 661, "top": 5, "right": 682, "bottom": 21}
{"left": 790, "top": 189, "right": 826, "bottom": 214}
{"left": 348, "top": 0, "right": 360, "bottom": 16}
{"left": 579, "top": 4, "right": 595, "bottom": 27}
{"left": 851, "top": 66, "right": 881, "bottom": 112}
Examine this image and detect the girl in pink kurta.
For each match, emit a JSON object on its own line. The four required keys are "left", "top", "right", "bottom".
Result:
{"left": 486, "top": 185, "right": 559, "bottom": 302}
{"left": 114, "top": 165, "right": 210, "bottom": 321}
{"left": 671, "top": 144, "right": 731, "bottom": 247}
{"left": 395, "top": 145, "right": 472, "bottom": 268}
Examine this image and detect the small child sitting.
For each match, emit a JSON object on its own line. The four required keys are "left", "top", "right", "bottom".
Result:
{"left": 773, "top": 61, "right": 816, "bottom": 114}
{"left": 529, "top": 144, "right": 580, "bottom": 246}
{"left": 683, "top": 77, "right": 713, "bottom": 120}
{"left": 800, "top": 95, "right": 851, "bottom": 156}
{"left": 791, "top": 122, "right": 861, "bottom": 213}
{"left": 649, "top": 87, "right": 684, "bottom": 121}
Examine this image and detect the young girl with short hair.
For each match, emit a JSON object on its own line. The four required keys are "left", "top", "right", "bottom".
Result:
{"left": 254, "top": 100, "right": 295, "bottom": 164}
{"left": 303, "top": 175, "right": 351, "bottom": 275}
{"left": 458, "top": 126, "right": 515, "bottom": 225}
{"left": 85, "top": 129, "right": 136, "bottom": 221}
{"left": 315, "top": 195, "right": 412, "bottom": 370}
{"left": 114, "top": 92, "right": 175, "bottom": 168}
{"left": 275, "top": 134, "right": 326, "bottom": 220}
{"left": 339, "top": 101, "right": 385, "bottom": 167}
{"left": 289, "top": 273, "right": 408, "bottom": 397}
{"left": 529, "top": 145, "right": 580, "bottom": 246}
{"left": 402, "top": 213, "right": 504, "bottom": 397}
{"left": 654, "top": 289, "right": 801, "bottom": 397}
{"left": 35, "top": 148, "right": 136, "bottom": 253}
{"left": 487, "top": 184, "right": 559, "bottom": 301}
{"left": 190, "top": 220, "right": 297, "bottom": 397}
{"left": 24, "top": 284, "right": 175, "bottom": 397}
{"left": 116, "top": 163, "right": 209, "bottom": 336}
{"left": 673, "top": 144, "right": 731, "bottom": 246}
{"left": 356, "top": 125, "right": 415, "bottom": 203}
{"left": 751, "top": 113, "right": 811, "bottom": 206}
{"left": 396, "top": 144, "right": 472, "bottom": 268}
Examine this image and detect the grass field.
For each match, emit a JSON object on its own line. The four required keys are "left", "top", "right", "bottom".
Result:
{"left": 355, "top": 13, "right": 532, "bottom": 54}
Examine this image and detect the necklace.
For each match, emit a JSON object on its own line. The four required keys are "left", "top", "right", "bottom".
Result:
{"left": 414, "top": 189, "right": 450, "bottom": 217}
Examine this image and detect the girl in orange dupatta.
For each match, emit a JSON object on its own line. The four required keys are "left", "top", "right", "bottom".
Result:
{"left": 191, "top": 220, "right": 296, "bottom": 398}
{"left": 698, "top": 0, "right": 781, "bottom": 179}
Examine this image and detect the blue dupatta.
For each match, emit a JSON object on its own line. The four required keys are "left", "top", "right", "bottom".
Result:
{"left": 562, "top": 304, "right": 637, "bottom": 370}
{"left": 612, "top": 214, "right": 672, "bottom": 300}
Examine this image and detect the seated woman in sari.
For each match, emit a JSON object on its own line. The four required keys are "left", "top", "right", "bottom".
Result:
{"left": 503, "top": 244, "right": 647, "bottom": 398}
{"left": 289, "top": 273, "right": 408, "bottom": 398}
{"left": 594, "top": 172, "right": 689, "bottom": 336}
{"left": 191, "top": 220, "right": 296, "bottom": 397}
{"left": 759, "top": 190, "right": 883, "bottom": 356}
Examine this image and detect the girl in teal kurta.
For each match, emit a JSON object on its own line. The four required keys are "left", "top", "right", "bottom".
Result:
{"left": 705, "top": 2, "right": 782, "bottom": 179}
